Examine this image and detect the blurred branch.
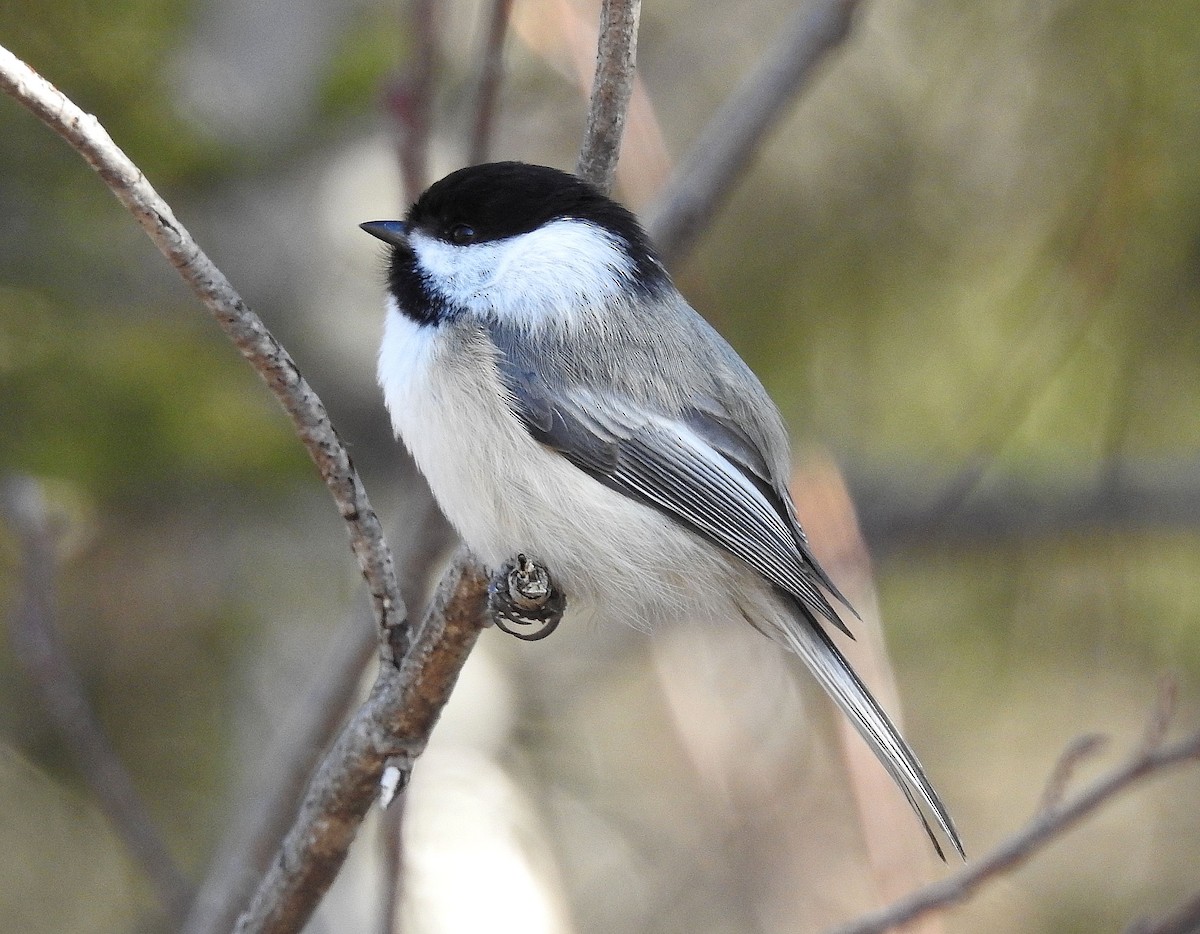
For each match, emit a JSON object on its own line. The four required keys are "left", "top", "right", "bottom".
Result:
{"left": 183, "top": 491, "right": 453, "bottom": 934}
{"left": 468, "top": 0, "right": 514, "bottom": 165}
{"left": 1037, "top": 732, "right": 1107, "bottom": 812}
{"left": 389, "top": 0, "right": 439, "bottom": 202}
{"left": 1125, "top": 890, "right": 1200, "bottom": 934}
{"left": 646, "top": 0, "right": 862, "bottom": 266}
{"left": 575, "top": 0, "right": 641, "bottom": 193}
{"left": 232, "top": 551, "right": 489, "bottom": 934}
{"left": 0, "top": 44, "right": 405, "bottom": 663}
{"left": 1, "top": 476, "right": 193, "bottom": 925}
{"left": 848, "top": 458, "right": 1200, "bottom": 555}
{"left": 183, "top": 610, "right": 376, "bottom": 934}
{"left": 828, "top": 686, "right": 1200, "bottom": 934}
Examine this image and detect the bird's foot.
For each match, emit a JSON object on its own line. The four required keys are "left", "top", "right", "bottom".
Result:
{"left": 487, "top": 553, "right": 565, "bottom": 641}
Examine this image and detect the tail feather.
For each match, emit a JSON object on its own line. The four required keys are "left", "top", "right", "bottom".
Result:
{"left": 779, "top": 610, "right": 966, "bottom": 861}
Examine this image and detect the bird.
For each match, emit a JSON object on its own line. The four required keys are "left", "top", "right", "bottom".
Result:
{"left": 361, "top": 160, "right": 964, "bottom": 859}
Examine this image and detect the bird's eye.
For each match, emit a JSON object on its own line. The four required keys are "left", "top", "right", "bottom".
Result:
{"left": 447, "top": 223, "right": 476, "bottom": 245}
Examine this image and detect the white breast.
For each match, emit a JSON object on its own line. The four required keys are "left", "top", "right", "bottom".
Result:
{"left": 376, "top": 297, "right": 744, "bottom": 630}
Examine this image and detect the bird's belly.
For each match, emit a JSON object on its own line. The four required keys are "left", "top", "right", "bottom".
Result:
{"left": 378, "top": 313, "right": 739, "bottom": 629}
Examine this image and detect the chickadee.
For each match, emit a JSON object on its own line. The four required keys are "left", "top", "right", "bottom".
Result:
{"left": 362, "top": 161, "right": 963, "bottom": 859}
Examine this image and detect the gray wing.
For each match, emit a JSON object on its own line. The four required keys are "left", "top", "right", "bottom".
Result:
{"left": 497, "top": 350, "right": 853, "bottom": 636}
{"left": 493, "top": 331, "right": 966, "bottom": 861}
{"left": 682, "top": 397, "right": 857, "bottom": 617}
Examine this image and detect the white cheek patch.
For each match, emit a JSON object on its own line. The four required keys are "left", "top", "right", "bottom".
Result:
{"left": 409, "top": 220, "right": 636, "bottom": 333}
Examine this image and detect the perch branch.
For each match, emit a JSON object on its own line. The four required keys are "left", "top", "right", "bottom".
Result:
{"left": 828, "top": 692, "right": 1200, "bottom": 934}
{"left": 1, "top": 476, "right": 193, "bottom": 925}
{"left": 1, "top": 15, "right": 610, "bottom": 930}
{"left": 575, "top": 0, "right": 642, "bottom": 193}
{"left": 232, "top": 551, "right": 489, "bottom": 934}
{"left": 646, "top": 0, "right": 863, "bottom": 265}
{"left": 0, "top": 44, "right": 405, "bottom": 663}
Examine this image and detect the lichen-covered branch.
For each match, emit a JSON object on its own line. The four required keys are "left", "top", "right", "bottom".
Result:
{"left": 183, "top": 491, "right": 454, "bottom": 934}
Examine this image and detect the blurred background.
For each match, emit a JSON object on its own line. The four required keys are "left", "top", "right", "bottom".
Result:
{"left": 1, "top": 0, "right": 1199, "bottom": 932}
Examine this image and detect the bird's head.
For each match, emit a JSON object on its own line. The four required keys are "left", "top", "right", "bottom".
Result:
{"left": 361, "top": 162, "right": 668, "bottom": 331}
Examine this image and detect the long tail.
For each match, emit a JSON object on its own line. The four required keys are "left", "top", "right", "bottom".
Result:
{"left": 779, "top": 610, "right": 966, "bottom": 861}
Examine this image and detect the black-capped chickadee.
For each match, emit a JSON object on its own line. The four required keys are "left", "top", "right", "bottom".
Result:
{"left": 362, "top": 161, "right": 963, "bottom": 859}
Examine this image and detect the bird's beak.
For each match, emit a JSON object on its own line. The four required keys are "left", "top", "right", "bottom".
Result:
{"left": 360, "top": 220, "right": 410, "bottom": 246}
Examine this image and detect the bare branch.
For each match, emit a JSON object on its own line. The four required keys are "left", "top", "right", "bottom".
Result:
{"left": 850, "top": 459, "right": 1200, "bottom": 556}
{"left": 0, "top": 42, "right": 457, "bottom": 934}
{"left": 468, "top": 0, "right": 514, "bottom": 165}
{"left": 233, "top": 550, "right": 488, "bottom": 934}
{"left": 0, "top": 44, "right": 405, "bottom": 663}
{"left": 646, "top": 0, "right": 862, "bottom": 265}
{"left": 575, "top": 0, "right": 642, "bottom": 193}
{"left": 388, "top": 0, "right": 440, "bottom": 202}
{"left": 508, "top": 0, "right": 669, "bottom": 202}
{"left": 1, "top": 476, "right": 193, "bottom": 925}
{"left": 1037, "top": 732, "right": 1107, "bottom": 813}
{"left": 828, "top": 706, "right": 1200, "bottom": 934}
{"left": 183, "top": 492, "right": 453, "bottom": 934}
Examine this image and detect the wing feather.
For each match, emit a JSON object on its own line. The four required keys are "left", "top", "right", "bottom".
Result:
{"left": 525, "top": 380, "right": 853, "bottom": 636}
{"left": 490, "top": 325, "right": 965, "bottom": 860}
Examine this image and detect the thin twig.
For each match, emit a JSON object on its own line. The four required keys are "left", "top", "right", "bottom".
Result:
{"left": 0, "top": 44, "right": 405, "bottom": 664}
{"left": 575, "top": 0, "right": 642, "bottom": 194}
{"left": 182, "top": 491, "right": 453, "bottom": 934}
{"left": 646, "top": 0, "right": 862, "bottom": 265}
{"left": 828, "top": 718, "right": 1200, "bottom": 934}
{"left": 232, "top": 550, "right": 489, "bottom": 934}
{"left": 389, "top": 0, "right": 439, "bottom": 202}
{"left": 508, "top": 0, "right": 670, "bottom": 204}
{"left": 1, "top": 476, "right": 193, "bottom": 925}
{"left": 468, "top": 0, "right": 514, "bottom": 165}
{"left": 1139, "top": 676, "right": 1179, "bottom": 753}
{"left": 1037, "top": 732, "right": 1107, "bottom": 813}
